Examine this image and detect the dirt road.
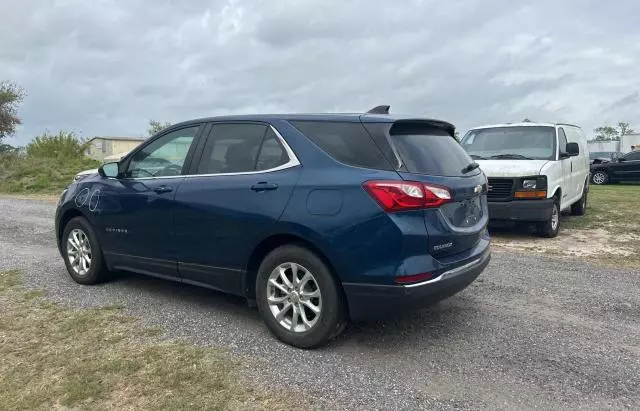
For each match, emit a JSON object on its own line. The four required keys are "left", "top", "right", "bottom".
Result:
{"left": 1, "top": 196, "right": 638, "bottom": 410}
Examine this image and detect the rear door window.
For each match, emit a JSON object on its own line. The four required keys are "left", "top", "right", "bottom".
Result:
{"left": 256, "top": 128, "right": 288, "bottom": 171}
{"left": 389, "top": 123, "right": 473, "bottom": 176}
{"left": 196, "top": 123, "right": 267, "bottom": 174}
{"left": 289, "top": 121, "right": 392, "bottom": 170}
{"left": 195, "top": 123, "right": 292, "bottom": 174}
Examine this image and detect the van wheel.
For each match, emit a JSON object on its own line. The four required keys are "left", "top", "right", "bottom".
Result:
{"left": 571, "top": 184, "right": 588, "bottom": 216}
{"left": 62, "top": 217, "right": 109, "bottom": 284}
{"left": 256, "top": 245, "right": 346, "bottom": 349}
{"left": 591, "top": 171, "right": 608, "bottom": 185}
{"left": 536, "top": 198, "right": 560, "bottom": 238}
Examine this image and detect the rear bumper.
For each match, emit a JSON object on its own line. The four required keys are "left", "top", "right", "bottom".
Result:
{"left": 342, "top": 245, "right": 490, "bottom": 320}
{"left": 488, "top": 198, "right": 553, "bottom": 222}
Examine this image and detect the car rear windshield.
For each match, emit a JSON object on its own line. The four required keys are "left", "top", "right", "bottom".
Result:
{"left": 388, "top": 122, "right": 473, "bottom": 176}
{"left": 461, "top": 126, "right": 556, "bottom": 160}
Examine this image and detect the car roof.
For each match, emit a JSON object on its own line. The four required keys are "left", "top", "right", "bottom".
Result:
{"left": 170, "top": 113, "right": 454, "bottom": 128}
{"left": 469, "top": 122, "right": 581, "bottom": 130}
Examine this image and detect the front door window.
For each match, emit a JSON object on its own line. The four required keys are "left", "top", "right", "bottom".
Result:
{"left": 125, "top": 126, "right": 199, "bottom": 178}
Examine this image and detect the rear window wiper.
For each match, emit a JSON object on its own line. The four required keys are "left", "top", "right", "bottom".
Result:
{"left": 461, "top": 162, "right": 480, "bottom": 174}
{"left": 489, "top": 154, "right": 533, "bottom": 160}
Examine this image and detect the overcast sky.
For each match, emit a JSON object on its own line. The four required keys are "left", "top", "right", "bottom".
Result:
{"left": 2, "top": 0, "right": 639, "bottom": 145}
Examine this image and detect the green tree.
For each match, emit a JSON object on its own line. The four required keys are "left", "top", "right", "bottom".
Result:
{"left": 148, "top": 120, "right": 172, "bottom": 136}
{"left": 0, "top": 81, "right": 25, "bottom": 142}
{"left": 592, "top": 122, "right": 635, "bottom": 141}
{"left": 0, "top": 143, "right": 18, "bottom": 154}
{"left": 26, "top": 131, "right": 88, "bottom": 159}
{"left": 617, "top": 121, "right": 634, "bottom": 137}
{"left": 593, "top": 126, "right": 618, "bottom": 141}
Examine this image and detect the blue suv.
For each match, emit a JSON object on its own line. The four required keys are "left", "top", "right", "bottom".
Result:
{"left": 55, "top": 106, "right": 490, "bottom": 348}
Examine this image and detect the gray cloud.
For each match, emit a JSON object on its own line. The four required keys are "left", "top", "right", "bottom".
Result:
{"left": 607, "top": 91, "right": 639, "bottom": 111}
{"left": 2, "top": 0, "right": 640, "bottom": 144}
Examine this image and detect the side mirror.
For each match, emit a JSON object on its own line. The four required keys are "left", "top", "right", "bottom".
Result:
{"left": 566, "top": 142, "right": 579, "bottom": 156}
{"left": 99, "top": 162, "right": 119, "bottom": 178}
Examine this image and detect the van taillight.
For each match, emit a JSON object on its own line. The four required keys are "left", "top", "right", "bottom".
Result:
{"left": 363, "top": 181, "right": 452, "bottom": 212}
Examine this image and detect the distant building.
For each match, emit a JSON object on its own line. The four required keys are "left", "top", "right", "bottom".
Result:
{"left": 85, "top": 136, "right": 146, "bottom": 161}
{"left": 587, "top": 134, "right": 640, "bottom": 154}
{"left": 587, "top": 140, "right": 618, "bottom": 154}
{"left": 621, "top": 133, "right": 640, "bottom": 153}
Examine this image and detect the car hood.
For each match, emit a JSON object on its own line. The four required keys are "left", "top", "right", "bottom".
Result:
{"left": 77, "top": 168, "right": 98, "bottom": 176}
{"left": 475, "top": 160, "right": 550, "bottom": 177}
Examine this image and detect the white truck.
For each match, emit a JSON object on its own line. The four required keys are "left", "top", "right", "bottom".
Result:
{"left": 460, "top": 122, "right": 590, "bottom": 238}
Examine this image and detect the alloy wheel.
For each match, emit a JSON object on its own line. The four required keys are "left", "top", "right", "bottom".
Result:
{"left": 267, "top": 262, "right": 322, "bottom": 333}
{"left": 592, "top": 172, "right": 606, "bottom": 184}
{"left": 67, "top": 228, "right": 92, "bottom": 276}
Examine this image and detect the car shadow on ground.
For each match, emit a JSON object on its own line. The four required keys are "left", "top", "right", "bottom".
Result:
{"left": 488, "top": 212, "right": 574, "bottom": 238}
{"left": 109, "top": 270, "right": 263, "bottom": 322}
{"left": 107, "top": 269, "right": 482, "bottom": 350}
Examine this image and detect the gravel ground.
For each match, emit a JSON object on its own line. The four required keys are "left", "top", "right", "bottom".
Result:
{"left": 1, "top": 196, "right": 639, "bottom": 410}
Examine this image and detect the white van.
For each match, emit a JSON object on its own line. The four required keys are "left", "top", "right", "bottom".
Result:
{"left": 460, "top": 123, "right": 590, "bottom": 238}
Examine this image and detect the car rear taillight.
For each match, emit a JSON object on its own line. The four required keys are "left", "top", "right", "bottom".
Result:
{"left": 363, "top": 181, "right": 452, "bottom": 212}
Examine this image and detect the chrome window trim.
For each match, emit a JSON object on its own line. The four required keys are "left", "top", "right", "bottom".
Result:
{"left": 121, "top": 125, "right": 301, "bottom": 181}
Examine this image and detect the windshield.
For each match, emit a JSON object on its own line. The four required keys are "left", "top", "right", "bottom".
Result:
{"left": 461, "top": 126, "right": 556, "bottom": 160}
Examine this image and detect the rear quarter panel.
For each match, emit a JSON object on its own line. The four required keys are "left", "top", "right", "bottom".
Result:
{"left": 277, "top": 165, "right": 432, "bottom": 285}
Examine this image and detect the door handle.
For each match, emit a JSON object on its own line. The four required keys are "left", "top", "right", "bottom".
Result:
{"left": 251, "top": 182, "right": 278, "bottom": 192}
{"left": 153, "top": 185, "right": 173, "bottom": 194}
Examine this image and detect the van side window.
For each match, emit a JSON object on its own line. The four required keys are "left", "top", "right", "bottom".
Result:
{"left": 558, "top": 128, "right": 568, "bottom": 155}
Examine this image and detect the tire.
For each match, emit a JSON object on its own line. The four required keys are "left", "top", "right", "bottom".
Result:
{"left": 536, "top": 197, "right": 560, "bottom": 238}
{"left": 591, "top": 171, "right": 609, "bottom": 185}
{"left": 570, "top": 184, "right": 588, "bottom": 216}
{"left": 62, "top": 216, "right": 109, "bottom": 285}
{"left": 256, "top": 245, "right": 346, "bottom": 349}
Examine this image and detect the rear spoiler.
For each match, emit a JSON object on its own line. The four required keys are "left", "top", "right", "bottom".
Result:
{"left": 391, "top": 119, "right": 456, "bottom": 138}
{"left": 364, "top": 105, "right": 456, "bottom": 137}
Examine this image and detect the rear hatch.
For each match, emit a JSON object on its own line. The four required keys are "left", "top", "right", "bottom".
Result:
{"left": 362, "top": 120, "right": 488, "bottom": 258}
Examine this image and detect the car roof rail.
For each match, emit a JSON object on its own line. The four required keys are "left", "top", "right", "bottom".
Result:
{"left": 556, "top": 122, "right": 580, "bottom": 128}
{"left": 366, "top": 105, "right": 390, "bottom": 115}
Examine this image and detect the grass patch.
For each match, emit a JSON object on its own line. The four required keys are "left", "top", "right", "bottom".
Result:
{"left": 492, "top": 184, "right": 640, "bottom": 268}
{"left": 562, "top": 184, "right": 640, "bottom": 231}
{"left": 0, "top": 154, "right": 99, "bottom": 194}
{"left": 0, "top": 270, "right": 300, "bottom": 410}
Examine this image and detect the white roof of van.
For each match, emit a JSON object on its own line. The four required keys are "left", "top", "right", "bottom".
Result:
{"left": 469, "top": 122, "right": 581, "bottom": 130}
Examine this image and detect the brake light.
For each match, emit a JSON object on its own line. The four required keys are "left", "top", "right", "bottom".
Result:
{"left": 423, "top": 184, "right": 452, "bottom": 208}
{"left": 363, "top": 181, "right": 452, "bottom": 212}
